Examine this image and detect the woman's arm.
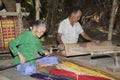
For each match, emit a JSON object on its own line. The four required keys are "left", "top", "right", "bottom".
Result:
{"left": 8, "top": 32, "right": 26, "bottom": 63}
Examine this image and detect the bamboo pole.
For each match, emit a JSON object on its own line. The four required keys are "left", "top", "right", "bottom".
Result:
{"left": 108, "top": 0, "right": 118, "bottom": 40}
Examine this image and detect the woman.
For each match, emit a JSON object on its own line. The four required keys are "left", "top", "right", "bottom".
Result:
{"left": 9, "top": 20, "right": 58, "bottom": 75}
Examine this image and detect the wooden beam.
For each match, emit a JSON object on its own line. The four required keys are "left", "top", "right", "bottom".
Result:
{"left": 0, "top": 12, "right": 29, "bottom": 16}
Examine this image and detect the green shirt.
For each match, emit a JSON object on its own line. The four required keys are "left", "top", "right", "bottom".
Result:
{"left": 8, "top": 31, "right": 43, "bottom": 65}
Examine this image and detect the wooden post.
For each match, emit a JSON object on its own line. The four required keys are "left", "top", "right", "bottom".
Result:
{"left": 108, "top": 0, "right": 118, "bottom": 40}
{"left": 35, "top": 0, "right": 41, "bottom": 20}
{"left": 16, "top": 3, "right": 23, "bottom": 33}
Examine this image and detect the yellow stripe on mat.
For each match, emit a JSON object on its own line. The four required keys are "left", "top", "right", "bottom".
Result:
{"left": 56, "top": 64, "right": 90, "bottom": 75}
{"left": 62, "top": 61, "right": 114, "bottom": 80}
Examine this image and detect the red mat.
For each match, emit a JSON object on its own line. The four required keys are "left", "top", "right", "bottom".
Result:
{"left": 49, "top": 69, "right": 110, "bottom": 80}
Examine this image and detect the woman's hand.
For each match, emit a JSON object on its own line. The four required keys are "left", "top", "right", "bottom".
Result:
{"left": 44, "top": 51, "right": 51, "bottom": 56}
{"left": 18, "top": 52, "right": 26, "bottom": 64}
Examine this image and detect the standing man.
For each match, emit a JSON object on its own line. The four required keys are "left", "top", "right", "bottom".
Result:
{"left": 57, "top": 7, "right": 99, "bottom": 56}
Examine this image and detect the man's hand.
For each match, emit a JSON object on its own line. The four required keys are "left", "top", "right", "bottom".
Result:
{"left": 92, "top": 40, "right": 100, "bottom": 45}
{"left": 59, "top": 44, "right": 65, "bottom": 50}
{"left": 81, "top": 32, "right": 100, "bottom": 45}
{"left": 18, "top": 52, "right": 26, "bottom": 64}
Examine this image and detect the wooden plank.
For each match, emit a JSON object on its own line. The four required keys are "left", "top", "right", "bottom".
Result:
{"left": 0, "top": 12, "right": 29, "bottom": 16}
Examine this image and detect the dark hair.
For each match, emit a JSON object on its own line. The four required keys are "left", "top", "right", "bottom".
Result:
{"left": 68, "top": 6, "right": 81, "bottom": 16}
{"left": 31, "top": 20, "right": 47, "bottom": 28}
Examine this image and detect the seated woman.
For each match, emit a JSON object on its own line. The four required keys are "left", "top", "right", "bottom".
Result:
{"left": 8, "top": 20, "right": 58, "bottom": 75}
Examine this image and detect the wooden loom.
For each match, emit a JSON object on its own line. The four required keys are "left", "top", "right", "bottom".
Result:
{"left": 65, "top": 41, "right": 120, "bottom": 56}
{"left": 64, "top": 41, "right": 120, "bottom": 72}
{"left": 0, "top": 3, "right": 29, "bottom": 53}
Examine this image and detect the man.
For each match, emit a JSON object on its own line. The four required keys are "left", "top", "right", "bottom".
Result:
{"left": 57, "top": 7, "right": 99, "bottom": 56}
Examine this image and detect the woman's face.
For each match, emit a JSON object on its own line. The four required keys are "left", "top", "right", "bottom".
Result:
{"left": 35, "top": 25, "right": 46, "bottom": 38}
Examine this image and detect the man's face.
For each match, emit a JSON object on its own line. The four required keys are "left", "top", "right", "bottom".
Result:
{"left": 35, "top": 25, "right": 46, "bottom": 38}
{"left": 72, "top": 10, "right": 82, "bottom": 22}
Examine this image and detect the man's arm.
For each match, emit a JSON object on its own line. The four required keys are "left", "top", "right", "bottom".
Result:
{"left": 57, "top": 33, "right": 65, "bottom": 50}
{"left": 80, "top": 32, "right": 100, "bottom": 43}
{"left": 80, "top": 32, "right": 93, "bottom": 41}
{"left": 57, "top": 33, "right": 63, "bottom": 44}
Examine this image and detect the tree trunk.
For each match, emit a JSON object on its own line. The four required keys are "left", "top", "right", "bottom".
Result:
{"left": 46, "top": 0, "right": 58, "bottom": 35}
{"left": 46, "top": 0, "right": 52, "bottom": 34}
{"left": 49, "top": 0, "right": 58, "bottom": 34}
{"left": 35, "top": 0, "right": 41, "bottom": 20}
{"left": 108, "top": 0, "right": 118, "bottom": 40}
